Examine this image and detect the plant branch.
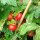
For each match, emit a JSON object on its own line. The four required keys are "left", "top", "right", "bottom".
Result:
{"left": 16, "top": 0, "right": 32, "bottom": 31}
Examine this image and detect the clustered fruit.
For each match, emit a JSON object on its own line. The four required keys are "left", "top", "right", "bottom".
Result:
{"left": 7, "top": 12, "right": 35, "bottom": 37}
{"left": 7, "top": 12, "right": 22, "bottom": 31}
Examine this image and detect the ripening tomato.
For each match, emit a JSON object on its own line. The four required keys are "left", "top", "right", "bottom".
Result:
{"left": 15, "top": 13, "right": 22, "bottom": 21}
{"left": 7, "top": 13, "right": 13, "bottom": 21}
{"left": 27, "top": 31, "right": 35, "bottom": 37}
{"left": 8, "top": 24, "right": 17, "bottom": 31}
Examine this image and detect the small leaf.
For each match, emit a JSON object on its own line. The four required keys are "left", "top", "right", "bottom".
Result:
{"left": 19, "top": 22, "right": 39, "bottom": 35}
{"left": 27, "top": 13, "right": 34, "bottom": 22}
{"left": 7, "top": 19, "right": 16, "bottom": 25}
{"left": 31, "top": 7, "right": 40, "bottom": 18}
{"left": 11, "top": 33, "right": 18, "bottom": 40}
{"left": 23, "top": 0, "right": 29, "bottom": 5}
{"left": 33, "top": 28, "right": 40, "bottom": 40}
{"left": 33, "top": 18, "right": 40, "bottom": 24}
{"left": 0, "top": 5, "right": 11, "bottom": 31}
{"left": 1, "top": 0, "right": 7, "bottom": 5}
{"left": 1, "top": 0, "right": 17, "bottom": 6}
{"left": 5, "top": 29, "right": 13, "bottom": 40}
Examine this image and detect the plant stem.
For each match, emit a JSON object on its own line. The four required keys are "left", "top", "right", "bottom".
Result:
{"left": 16, "top": 0, "right": 32, "bottom": 31}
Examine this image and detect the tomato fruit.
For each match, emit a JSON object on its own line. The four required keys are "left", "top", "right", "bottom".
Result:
{"left": 8, "top": 24, "right": 17, "bottom": 31}
{"left": 27, "top": 31, "right": 35, "bottom": 37}
{"left": 7, "top": 13, "right": 13, "bottom": 21}
{"left": 15, "top": 13, "right": 22, "bottom": 21}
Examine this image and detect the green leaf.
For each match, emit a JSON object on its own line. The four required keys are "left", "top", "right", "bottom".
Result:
{"left": 0, "top": 5, "right": 11, "bottom": 31}
{"left": 1, "top": 0, "right": 7, "bottom": 5}
{"left": 31, "top": 7, "right": 40, "bottom": 18}
{"left": 19, "top": 23, "right": 27, "bottom": 35}
{"left": 25, "top": 5, "right": 40, "bottom": 19}
{"left": 1, "top": 0, "right": 17, "bottom": 6}
{"left": 19, "top": 22, "right": 39, "bottom": 35}
{"left": 25, "top": 5, "right": 37, "bottom": 19}
{"left": 5, "top": 29, "right": 13, "bottom": 40}
{"left": 23, "top": 0, "right": 29, "bottom": 5}
{"left": 38, "top": 1, "right": 40, "bottom": 6}
{"left": 13, "top": 6, "right": 23, "bottom": 16}
{"left": 26, "top": 6, "right": 40, "bottom": 20}
{"left": 11, "top": 33, "right": 18, "bottom": 40}
{"left": 27, "top": 13, "right": 34, "bottom": 22}
{"left": 7, "top": 19, "right": 16, "bottom": 25}
{"left": 0, "top": 5, "right": 11, "bottom": 20}
{"left": 21, "top": 36, "right": 27, "bottom": 40}
{"left": 33, "top": 18, "right": 40, "bottom": 25}
{"left": 32, "top": 0, "right": 39, "bottom": 4}
{"left": 21, "top": 5, "right": 26, "bottom": 11}
{"left": 21, "top": 0, "right": 29, "bottom": 11}
{"left": 28, "top": 5, "right": 37, "bottom": 12}
{"left": 33, "top": 28, "right": 40, "bottom": 40}
{"left": 34, "top": 7, "right": 40, "bottom": 18}
{"left": 0, "top": 20, "right": 5, "bottom": 31}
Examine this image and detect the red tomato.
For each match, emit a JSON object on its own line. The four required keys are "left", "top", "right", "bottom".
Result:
{"left": 28, "top": 31, "right": 35, "bottom": 37}
{"left": 7, "top": 13, "right": 13, "bottom": 21}
{"left": 8, "top": 24, "right": 17, "bottom": 31}
{"left": 15, "top": 13, "right": 22, "bottom": 21}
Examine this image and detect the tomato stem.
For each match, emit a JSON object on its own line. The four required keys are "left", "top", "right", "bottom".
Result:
{"left": 16, "top": 0, "right": 32, "bottom": 31}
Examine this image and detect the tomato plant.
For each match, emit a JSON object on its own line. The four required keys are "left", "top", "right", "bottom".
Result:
{"left": 0, "top": 0, "right": 40, "bottom": 40}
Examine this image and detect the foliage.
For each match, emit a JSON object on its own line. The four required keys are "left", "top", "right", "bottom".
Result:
{"left": 0, "top": 0, "right": 40, "bottom": 40}
{"left": 33, "top": 28, "right": 40, "bottom": 40}
{"left": 19, "top": 22, "right": 39, "bottom": 35}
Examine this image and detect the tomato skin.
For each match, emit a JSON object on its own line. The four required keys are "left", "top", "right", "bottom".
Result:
{"left": 28, "top": 31, "right": 35, "bottom": 37}
{"left": 15, "top": 13, "right": 22, "bottom": 21}
{"left": 7, "top": 13, "right": 13, "bottom": 21}
{"left": 8, "top": 24, "right": 17, "bottom": 31}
